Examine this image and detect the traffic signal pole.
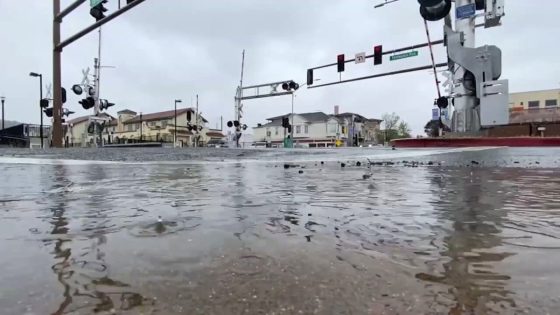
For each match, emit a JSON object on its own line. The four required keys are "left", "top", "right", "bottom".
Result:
{"left": 51, "top": 0, "right": 147, "bottom": 147}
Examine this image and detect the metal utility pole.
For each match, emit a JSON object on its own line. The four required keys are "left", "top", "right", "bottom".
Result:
{"left": 195, "top": 94, "right": 199, "bottom": 148}
{"left": 0, "top": 96, "right": 5, "bottom": 130}
{"left": 140, "top": 112, "right": 143, "bottom": 141}
{"left": 52, "top": 0, "right": 63, "bottom": 147}
{"left": 95, "top": 27, "right": 102, "bottom": 116}
{"left": 234, "top": 50, "right": 245, "bottom": 148}
{"left": 290, "top": 93, "right": 295, "bottom": 147}
{"left": 174, "top": 99, "right": 182, "bottom": 146}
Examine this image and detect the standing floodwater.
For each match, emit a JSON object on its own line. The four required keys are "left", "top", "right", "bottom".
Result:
{"left": 1, "top": 147, "right": 560, "bottom": 314}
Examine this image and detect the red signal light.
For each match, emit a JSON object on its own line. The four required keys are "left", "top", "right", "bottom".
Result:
{"left": 337, "top": 54, "right": 345, "bottom": 72}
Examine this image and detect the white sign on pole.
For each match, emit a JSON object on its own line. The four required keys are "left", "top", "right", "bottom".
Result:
{"left": 355, "top": 52, "right": 366, "bottom": 64}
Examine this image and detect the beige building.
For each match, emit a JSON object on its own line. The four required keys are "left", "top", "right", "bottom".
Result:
{"left": 509, "top": 88, "right": 560, "bottom": 124}
{"left": 65, "top": 108, "right": 224, "bottom": 147}
{"left": 65, "top": 113, "right": 114, "bottom": 147}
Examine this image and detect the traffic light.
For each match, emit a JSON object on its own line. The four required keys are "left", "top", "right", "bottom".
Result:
{"left": 307, "top": 69, "right": 314, "bottom": 86}
{"left": 436, "top": 96, "right": 449, "bottom": 109}
{"left": 374, "top": 45, "right": 383, "bottom": 65}
{"left": 282, "top": 117, "right": 290, "bottom": 128}
{"left": 72, "top": 84, "right": 83, "bottom": 95}
{"left": 187, "top": 111, "right": 192, "bottom": 122}
{"left": 40, "top": 99, "right": 49, "bottom": 109}
{"left": 282, "top": 81, "right": 299, "bottom": 91}
{"left": 90, "top": 0, "right": 108, "bottom": 21}
{"left": 100, "top": 99, "right": 115, "bottom": 111}
{"left": 337, "top": 54, "right": 345, "bottom": 72}
{"left": 79, "top": 97, "right": 95, "bottom": 110}
{"left": 44, "top": 107, "right": 54, "bottom": 118}
{"left": 418, "top": 0, "right": 452, "bottom": 21}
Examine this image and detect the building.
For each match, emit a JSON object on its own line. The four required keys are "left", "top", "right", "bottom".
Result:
{"left": 65, "top": 108, "right": 225, "bottom": 147}
{"left": 253, "top": 110, "right": 381, "bottom": 148}
{"left": 65, "top": 113, "right": 114, "bottom": 147}
{"left": 334, "top": 112, "right": 382, "bottom": 146}
{"left": 0, "top": 123, "right": 51, "bottom": 148}
{"left": 509, "top": 88, "right": 560, "bottom": 124}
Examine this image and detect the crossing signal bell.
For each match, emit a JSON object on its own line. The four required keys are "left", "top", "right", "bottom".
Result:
{"left": 337, "top": 54, "right": 345, "bottom": 72}
{"left": 90, "top": 0, "right": 108, "bottom": 21}
{"left": 418, "top": 0, "right": 452, "bottom": 21}
{"left": 374, "top": 45, "right": 383, "bottom": 65}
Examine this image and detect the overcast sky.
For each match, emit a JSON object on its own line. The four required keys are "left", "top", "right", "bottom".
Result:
{"left": 1, "top": 1, "right": 559, "bottom": 135}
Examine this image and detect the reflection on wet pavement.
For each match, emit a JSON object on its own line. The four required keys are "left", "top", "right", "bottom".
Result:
{"left": 1, "top": 148, "right": 560, "bottom": 314}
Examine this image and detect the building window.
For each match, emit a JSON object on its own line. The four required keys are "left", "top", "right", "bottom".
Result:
{"left": 127, "top": 124, "right": 133, "bottom": 132}
{"left": 296, "top": 126, "right": 301, "bottom": 134}
{"left": 162, "top": 121, "right": 167, "bottom": 128}
{"left": 304, "top": 125, "right": 309, "bottom": 134}
{"left": 545, "top": 99, "right": 558, "bottom": 107}
{"left": 528, "top": 101, "right": 540, "bottom": 108}
{"left": 275, "top": 127, "right": 279, "bottom": 135}
{"left": 328, "top": 124, "right": 337, "bottom": 134}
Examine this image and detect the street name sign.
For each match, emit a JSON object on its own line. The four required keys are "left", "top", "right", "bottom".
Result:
{"left": 390, "top": 50, "right": 418, "bottom": 61}
{"left": 90, "top": 0, "right": 103, "bottom": 7}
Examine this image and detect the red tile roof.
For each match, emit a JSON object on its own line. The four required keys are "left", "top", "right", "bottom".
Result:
{"left": 206, "top": 131, "right": 225, "bottom": 138}
{"left": 67, "top": 113, "right": 114, "bottom": 125}
{"left": 123, "top": 108, "right": 208, "bottom": 124}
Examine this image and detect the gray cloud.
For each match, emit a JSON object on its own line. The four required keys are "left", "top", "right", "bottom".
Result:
{"left": 1, "top": 0, "right": 558, "bottom": 135}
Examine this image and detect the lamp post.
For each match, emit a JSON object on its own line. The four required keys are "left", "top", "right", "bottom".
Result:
{"left": 29, "top": 72, "right": 44, "bottom": 148}
{"left": 174, "top": 99, "right": 182, "bottom": 146}
{"left": 0, "top": 96, "right": 5, "bottom": 130}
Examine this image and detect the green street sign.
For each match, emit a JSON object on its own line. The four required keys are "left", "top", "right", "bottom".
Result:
{"left": 390, "top": 51, "right": 419, "bottom": 61}
{"left": 90, "top": 0, "right": 103, "bottom": 7}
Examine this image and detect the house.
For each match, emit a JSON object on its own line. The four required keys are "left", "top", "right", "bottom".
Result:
{"left": 253, "top": 110, "right": 381, "bottom": 148}
{"left": 334, "top": 112, "right": 382, "bottom": 146}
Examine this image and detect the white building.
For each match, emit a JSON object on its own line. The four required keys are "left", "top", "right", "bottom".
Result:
{"left": 253, "top": 111, "right": 381, "bottom": 148}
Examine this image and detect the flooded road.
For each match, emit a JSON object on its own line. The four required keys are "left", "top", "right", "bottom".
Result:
{"left": 1, "top": 147, "right": 560, "bottom": 314}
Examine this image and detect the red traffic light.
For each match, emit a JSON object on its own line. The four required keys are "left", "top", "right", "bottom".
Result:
{"left": 374, "top": 45, "right": 383, "bottom": 65}
{"left": 337, "top": 54, "right": 345, "bottom": 72}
